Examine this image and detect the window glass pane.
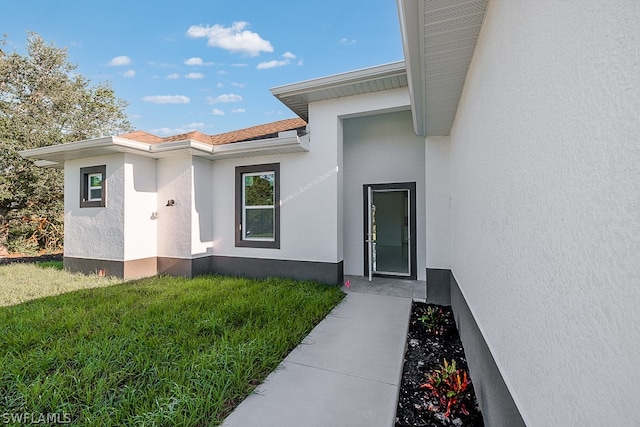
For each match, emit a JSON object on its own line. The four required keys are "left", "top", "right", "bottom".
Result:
{"left": 244, "top": 173, "right": 274, "bottom": 206}
{"left": 244, "top": 208, "right": 274, "bottom": 239}
{"left": 89, "top": 189, "right": 102, "bottom": 200}
{"left": 89, "top": 173, "right": 102, "bottom": 188}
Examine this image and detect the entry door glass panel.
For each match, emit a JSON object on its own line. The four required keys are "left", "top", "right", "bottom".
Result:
{"left": 372, "top": 190, "right": 410, "bottom": 275}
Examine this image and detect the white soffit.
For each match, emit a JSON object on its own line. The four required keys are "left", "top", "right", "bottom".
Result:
{"left": 270, "top": 62, "right": 408, "bottom": 122}
{"left": 399, "top": 0, "right": 488, "bottom": 136}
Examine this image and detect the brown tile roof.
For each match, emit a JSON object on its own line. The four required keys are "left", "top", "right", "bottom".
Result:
{"left": 117, "top": 131, "right": 164, "bottom": 143}
{"left": 119, "top": 118, "right": 307, "bottom": 146}
{"left": 161, "top": 131, "right": 212, "bottom": 144}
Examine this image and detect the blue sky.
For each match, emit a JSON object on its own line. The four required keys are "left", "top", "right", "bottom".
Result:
{"left": 1, "top": 0, "right": 404, "bottom": 136}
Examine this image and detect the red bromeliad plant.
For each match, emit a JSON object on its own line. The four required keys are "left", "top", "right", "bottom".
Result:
{"left": 420, "top": 359, "right": 471, "bottom": 419}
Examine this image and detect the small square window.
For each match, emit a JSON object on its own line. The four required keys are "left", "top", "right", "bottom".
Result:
{"left": 80, "top": 165, "right": 106, "bottom": 208}
{"left": 235, "top": 163, "right": 280, "bottom": 248}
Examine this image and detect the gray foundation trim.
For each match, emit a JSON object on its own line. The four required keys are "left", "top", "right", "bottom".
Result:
{"left": 450, "top": 273, "right": 526, "bottom": 427}
{"left": 211, "top": 256, "right": 344, "bottom": 285}
{"left": 157, "top": 256, "right": 212, "bottom": 278}
{"left": 65, "top": 257, "right": 158, "bottom": 280}
{"left": 65, "top": 257, "right": 124, "bottom": 278}
{"left": 65, "top": 255, "right": 344, "bottom": 285}
{"left": 157, "top": 257, "right": 194, "bottom": 278}
{"left": 426, "top": 268, "right": 451, "bottom": 305}
{"left": 123, "top": 257, "right": 157, "bottom": 279}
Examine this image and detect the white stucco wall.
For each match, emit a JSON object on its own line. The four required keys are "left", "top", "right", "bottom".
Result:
{"left": 342, "top": 109, "right": 426, "bottom": 279}
{"left": 450, "top": 1, "right": 640, "bottom": 425}
{"left": 425, "top": 136, "right": 450, "bottom": 269}
{"left": 211, "top": 149, "right": 337, "bottom": 263}
{"left": 123, "top": 154, "right": 157, "bottom": 261}
{"left": 157, "top": 156, "right": 193, "bottom": 259}
{"left": 314, "top": 87, "right": 413, "bottom": 267}
{"left": 64, "top": 154, "right": 125, "bottom": 261}
{"left": 191, "top": 156, "right": 214, "bottom": 257}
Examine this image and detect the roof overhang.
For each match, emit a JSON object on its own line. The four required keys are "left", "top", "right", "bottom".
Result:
{"left": 19, "top": 131, "right": 309, "bottom": 168}
{"left": 398, "top": 0, "right": 488, "bottom": 136}
{"left": 271, "top": 61, "right": 408, "bottom": 122}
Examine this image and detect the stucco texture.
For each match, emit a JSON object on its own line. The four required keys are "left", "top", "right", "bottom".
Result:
{"left": 449, "top": 1, "right": 640, "bottom": 425}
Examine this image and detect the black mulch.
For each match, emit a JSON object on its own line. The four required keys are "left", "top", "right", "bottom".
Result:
{"left": 395, "top": 302, "right": 484, "bottom": 427}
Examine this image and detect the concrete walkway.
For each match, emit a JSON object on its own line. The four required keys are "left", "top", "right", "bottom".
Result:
{"left": 221, "top": 276, "right": 425, "bottom": 427}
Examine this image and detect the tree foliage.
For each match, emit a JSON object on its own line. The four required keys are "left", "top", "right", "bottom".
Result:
{"left": 0, "top": 32, "right": 133, "bottom": 254}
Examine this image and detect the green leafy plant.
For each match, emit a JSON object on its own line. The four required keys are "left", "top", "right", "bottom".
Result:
{"left": 420, "top": 359, "right": 470, "bottom": 419}
{"left": 418, "top": 306, "right": 449, "bottom": 335}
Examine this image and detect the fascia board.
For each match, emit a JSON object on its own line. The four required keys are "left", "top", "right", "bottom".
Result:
{"left": 212, "top": 134, "right": 309, "bottom": 160}
{"left": 149, "top": 139, "right": 215, "bottom": 160}
{"left": 398, "top": 0, "right": 425, "bottom": 136}
{"left": 270, "top": 61, "right": 407, "bottom": 98}
{"left": 19, "top": 136, "right": 154, "bottom": 163}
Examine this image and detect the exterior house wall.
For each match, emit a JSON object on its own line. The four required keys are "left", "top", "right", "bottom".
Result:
{"left": 64, "top": 154, "right": 160, "bottom": 279}
{"left": 156, "top": 156, "right": 193, "bottom": 260}
{"left": 342, "top": 109, "right": 426, "bottom": 280}
{"left": 156, "top": 155, "right": 196, "bottom": 276}
{"left": 210, "top": 147, "right": 340, "bottom": 283}
{"left": 424, "top": 136, "right": 451, "bottom": 302}
{"left": 449, "top": 1, "right": 640, "bottom": 426}
{"left": 64, "top": 154, "right": 125, "bottom": 262}
{"left": 424, "top": 136, "right": 450, "bottom": 270}
{"left": 122, "top": 154, "right": 158, "bottom": 278}
{"left": 191, "top": 156, "right": 214, "bottom": 259}
{"left": 123, "top": 154, "right": 157, "bottom": 261}
{"left": 309, "top": 87, "right": 413, "bottom": 279}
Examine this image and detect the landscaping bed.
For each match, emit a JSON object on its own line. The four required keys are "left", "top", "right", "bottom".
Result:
{"left": 395, "top": 302, "right": 484, "bottom": 427}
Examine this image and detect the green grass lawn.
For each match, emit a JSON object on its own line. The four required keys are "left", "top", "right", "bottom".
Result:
{"left": 0, "top": 273, "right": 344, "bottom": 426}
{"left": 0, "top": 262, "right": 121, "bottom": 307}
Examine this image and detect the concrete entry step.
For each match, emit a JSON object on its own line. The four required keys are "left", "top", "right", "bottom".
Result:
{"left": 342, "top": 275, "right": 426, "bottom": 300}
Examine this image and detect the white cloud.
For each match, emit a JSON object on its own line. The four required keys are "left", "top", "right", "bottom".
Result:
{"left": 231, "top": 82, "right": 245, "bottom": 88}
{"left": 123, "top": 69, "right": 136, "bottom": 78}
{"left": 185, "top": 72, "right": 204, "bottom": 79}
{"left": 257, "top": 59, "right": 290, "bottom": 69}
{"left": 217, "top": 70, "right": 229, "bottom": 75}
{"left": 184, "top": 122, "right": 204, "bottom": 128}
{"left": 151, "top": 123, "right": 205, "bottom": 136}
{"left": 207, "top": 93, "right": 243, "bottom": 104}
{"left": 107, "top": 55, "right": 132, "bottom": 66}
{"left": 257, "top": 52, "right": 298, "bottom": 70}
{"left": 232, "top": 63, "right": 248, "bottom": 67}
{"left": 211, "top": 108, "right": 225, "bottom": 116}
{"left": 184, "top": 57, "right": 213, "bottom": 66}
{"left": 186, "top": 22, "right": 273, "bottom": 56}
{"left": 231, "top": 108, "right": 246, "bottom": 113}
{"left": 142, "top": 95, "right": 190, "bottom": 104}
{"left": 338, "top": 38, "right": 357, "bottom": 46}
{"left": 298, "top": 59, "right": 304, "bottom": 66}
{"left": 152, "top": 127, "right": 181, "bottom": 136}
{"left": 185, "top": 57, "right": 203, "bottom": 65}
{"left": 166, "top": 73, "right": 180, "bottom": 79}
{"left": 216, "top": 83, "right": 224, "bottom": 88}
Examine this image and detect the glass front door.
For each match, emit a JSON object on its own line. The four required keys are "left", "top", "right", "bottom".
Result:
{"left": 365, "top": 183, "right": 415, "bottom": 280}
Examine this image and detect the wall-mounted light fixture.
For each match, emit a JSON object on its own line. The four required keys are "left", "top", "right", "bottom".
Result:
{"left": 166, "top": 199, "right": 175, "bottom": 207}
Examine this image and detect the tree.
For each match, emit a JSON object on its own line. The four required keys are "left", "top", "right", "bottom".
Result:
{"left": 0, "top": 32, "right": 133, "bottom": 254}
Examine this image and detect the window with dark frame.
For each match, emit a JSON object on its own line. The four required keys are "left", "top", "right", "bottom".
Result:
{"left": 80, "top": 165, "right": 106, "bottom": 208}
{"left": 235, "top": 163, "right": 280, "bottom": 249}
